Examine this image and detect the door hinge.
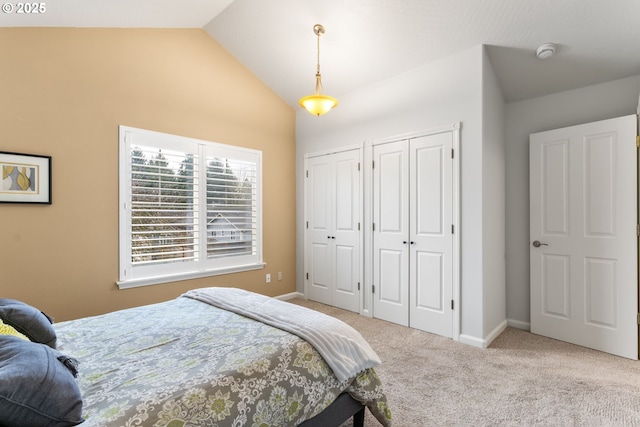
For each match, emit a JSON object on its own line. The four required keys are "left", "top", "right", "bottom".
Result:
{"left": 306, "top": 221, "right": 309, "bottom": 229}
{"left": 372, "top": 223, "right": 376, "bottom": 231}
{"left": 358, "top": 222, "right": 361, "bottom": 231}
{"left": 306, "top": 170, "right": 308, "bottom": 178}
{"left": 637, "top": 224, "right": 639, "bottom": 236}
{"left": 451, "top": 148, "right": 455, "bottom": 159}
{"left": 637, "top": 313, "right": 640, "bottom": 325}
{"left": 372, "top": 160, "right": 375, "bottom": 169}
{"left": 372, "top": 285, "right": 375, "bottom": 294}
{"left": 451, "top": 300, "right": 454, "bottom": 310}
{"left": 306, "top": 272, "right": 309, "bottom": 280}
{"left": 357, "top": 282, "right": 360, "bottom": 291}
{"left": 358, "top": 162, "right": 361, "bottom": 171}
{"left": 451, "top": 224, "right": 454, "bottom": 234}
{"left": 636, "top": 135, "right": 640, "bottom": 148}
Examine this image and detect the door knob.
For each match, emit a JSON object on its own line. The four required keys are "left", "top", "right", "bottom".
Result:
{"left": 532, "top": 240, "right": 548, "bottom": 248}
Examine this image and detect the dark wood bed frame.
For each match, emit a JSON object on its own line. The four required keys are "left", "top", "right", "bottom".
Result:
{"left": 299, "top": 393, "right": 365, "bottom": 427}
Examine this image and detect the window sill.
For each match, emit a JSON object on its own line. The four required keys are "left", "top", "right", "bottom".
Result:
{"left": 117, "top": 262, "right": 266, "bottom": 290}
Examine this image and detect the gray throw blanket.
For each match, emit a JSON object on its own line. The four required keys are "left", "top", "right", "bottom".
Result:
{"left": 182, "top": 287, "right": 381, "bottom": 382}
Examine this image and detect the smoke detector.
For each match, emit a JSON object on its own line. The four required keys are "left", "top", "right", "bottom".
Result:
{"left": 536, "top": 43, "right": 557, "bottom": 59}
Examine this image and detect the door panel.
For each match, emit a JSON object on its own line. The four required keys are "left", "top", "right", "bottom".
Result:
{"left": 584, "top": 257, "right": 615, "bottom": 327}
{"left": 415, "top": 251, "right": 443, "bottom": 311}
{"left": 584, "top": 133, "right": 615, "bottom": 236}
{"left": 310, "top": 242, "right": 330, "bottom": 298}
{"left": 307, "top": 158, "right": 332, "bottom": 304}
{"left": 415, "top": 145, "right": 444, "bottom": 234}
{"left": 332, "top": 150, "right": 361, "bottom": 312}
{"left": 373, "top": 141, "right": 409, "bottom": 326}
{"left": 409, "top": 133, "right": 453, "bottom": 337}
{"left": 541, "top": 140, "right": 570, "bottom": 235}
{"left": 335, "top": 245, "right": 356, "bottom": 293}
{"left": 530, "top": 114, "right": 638, "bottom": 359}
{"left": 541, "top": 254, "right": 570, "bottom": 319}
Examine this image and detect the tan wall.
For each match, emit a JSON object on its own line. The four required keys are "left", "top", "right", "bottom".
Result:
{"left": 0, "top": 28, "right": 296, "bottom": 321}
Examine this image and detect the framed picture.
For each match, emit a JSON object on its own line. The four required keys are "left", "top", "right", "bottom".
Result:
{"left": 0, "top": 151, "right": 52, "bottom": 204}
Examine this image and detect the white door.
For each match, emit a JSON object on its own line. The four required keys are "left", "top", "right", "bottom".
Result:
{"left": 409, "top": 133, "right": 454, "bottom": 337}
{"left": 332, "top": 150, "right": 361, "bottom": 312}
{"left": 372, "top": 140, "right": 410, "bottom": 326}
{"left": 306, "top": 149, "right": 361, "bottom": 312}
{"left": 530, "top": 115, "right": 638, "bottom": 359}
{"left": 372, "top": 133, "right": 455, "bottom": 336}
{"left": 307, "top": 155, "right": 332, "bottom": 305}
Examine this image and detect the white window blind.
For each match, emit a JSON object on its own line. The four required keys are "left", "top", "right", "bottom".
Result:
{"left": 118, "top": 126, "right": 263, "bottom": 288}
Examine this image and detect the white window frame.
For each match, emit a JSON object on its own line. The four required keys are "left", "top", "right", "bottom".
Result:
{"left": 118, "top": 126, "right": 263, "bottom": 289}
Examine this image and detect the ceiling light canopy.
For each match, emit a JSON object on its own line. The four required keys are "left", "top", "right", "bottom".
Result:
{"left": 299, "top": 24, "right": 338, "bottom": 116}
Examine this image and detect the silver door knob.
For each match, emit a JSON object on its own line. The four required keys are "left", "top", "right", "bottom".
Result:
{"left": 532, "top": 240, "right": 548, "bottom": 247}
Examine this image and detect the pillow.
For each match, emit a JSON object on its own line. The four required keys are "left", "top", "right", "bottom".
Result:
{"left": 0, "top": 335, "right": 83, "bottom": 427}
{"left": 0, "top": 299, "right": 57, "bottom": 348}
{"left": 0, "top": 318, "right": 29, "bottom": 341}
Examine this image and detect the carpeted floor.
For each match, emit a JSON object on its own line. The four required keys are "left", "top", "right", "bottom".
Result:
{"left": 290, "top": 298, "right": 640, "bottom": 427}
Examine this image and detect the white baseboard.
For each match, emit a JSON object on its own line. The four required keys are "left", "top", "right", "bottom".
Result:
{"left": 507, "top": 318, "right": 531, "bottom": 331}
{"left": 276, "top": 291, "right": 304, "bottom": 301}
{"left": 459, "top": 334, "right": 485, "bottom": 348}
{"left": 459, "top": 319, "right": 508, "bottom": 349}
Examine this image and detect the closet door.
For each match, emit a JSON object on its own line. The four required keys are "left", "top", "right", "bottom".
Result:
{"left": 307, "top": 155, "right": 333, "bottom": 305}
{"left": 409, "top": 133, "right": 454, "bottom": 337}
{"left": 372, "top": 140, "right": 410, "bottom": 326}
{"left": 306, "top": 149, "right": 361, "bottom": 312}
{"left": 372, "top": 132, "right": 454, "bottom": 337}
{"left": 332, "top": 150, "right": 361, "bottom": 312}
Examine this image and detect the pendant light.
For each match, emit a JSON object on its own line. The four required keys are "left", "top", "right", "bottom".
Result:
{"left": 299, "top": 24, "right": 338, "bottom": 116}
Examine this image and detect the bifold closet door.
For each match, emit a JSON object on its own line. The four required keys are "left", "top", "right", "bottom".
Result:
{"left": 372, "top": 133, "right": 454, "bottom": 337}
{"left": 372, "top": 140, "right": 410, "bottom": 326}
{"left": 306, "top": 149, "right": 361, "bottom": 312}
{"left": 408, "top": 133, "right": 453, "bottom": 338}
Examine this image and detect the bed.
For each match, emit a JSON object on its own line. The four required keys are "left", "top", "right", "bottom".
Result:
{"left": 0, "top": 288, "right": 392, "bottom": 427}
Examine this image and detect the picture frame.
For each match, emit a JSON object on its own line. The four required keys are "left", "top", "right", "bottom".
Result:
{"left": 0, "top": 151, "right": 52, "bottom": 204}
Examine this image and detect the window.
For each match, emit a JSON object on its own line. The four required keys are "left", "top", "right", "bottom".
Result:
{"left": 118, "top": 126, "right": 263, "bottom": 288}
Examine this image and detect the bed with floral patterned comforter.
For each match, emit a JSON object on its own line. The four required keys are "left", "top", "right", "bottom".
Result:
{"left": 54, "top": 290, "right": 392, "bottom": 426}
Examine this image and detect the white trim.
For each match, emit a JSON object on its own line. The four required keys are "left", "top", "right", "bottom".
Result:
{"left": 303, "top": 143, "right": 363, "bottom": 159}
{"left": 362, "top": 139, "right": 374, "bottom": 318}
{"left": 507, "top": 318, "right": 531, "bottom": 331}
{"left": 371, "top": 123, "right": 461, "bottom": 146}
{"left": 458, "top": 334, "right": 485, "bottom": 348}
{"left": 117, "top": 262, "right": 265, "bottom": 289}
{"left": 276, "top": 291, "right": 304, "bottom": 301}
{"left": 460, "top": 319, "right": 508, "bottom": 349}
{"left": 451, "top": 123, "right": 461, "bottom": 342}
{"left": 485, "top": 319, "right": 508, "bottom": 347}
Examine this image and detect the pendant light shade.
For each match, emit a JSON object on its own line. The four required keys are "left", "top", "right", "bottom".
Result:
{"left": 299, "top": 24, "right": 338, "bottom": 116}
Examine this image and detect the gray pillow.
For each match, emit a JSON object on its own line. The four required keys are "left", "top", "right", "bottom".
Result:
{"left": 0, "top": 299, "right": 56, "bottom": 348}
{"left": 0, "top": 335, "right": 83, "bottom": 427}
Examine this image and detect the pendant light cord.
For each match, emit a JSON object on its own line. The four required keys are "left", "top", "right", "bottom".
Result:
{"left": 315, "top": 29, "right": 323, "bottom": 94}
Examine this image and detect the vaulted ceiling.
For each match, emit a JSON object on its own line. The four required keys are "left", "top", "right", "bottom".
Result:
{"left": 4, "top": 0, "right": 640, "bottom": 107}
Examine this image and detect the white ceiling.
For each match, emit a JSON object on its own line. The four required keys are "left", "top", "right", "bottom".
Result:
{"left": 4, "top": 0, "right": 640, "bottom": 106}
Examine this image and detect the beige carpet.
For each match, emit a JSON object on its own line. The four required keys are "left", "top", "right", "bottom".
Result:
{"left": 290, "top": 298, "right": 640, "bottom": 427}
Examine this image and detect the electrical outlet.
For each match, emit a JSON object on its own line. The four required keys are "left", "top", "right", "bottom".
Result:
{"left": 266, "top": 273, "right": 271, "bottom": 283}
{"left": 277, "top": 271, "right": 283, "bottom": 281}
